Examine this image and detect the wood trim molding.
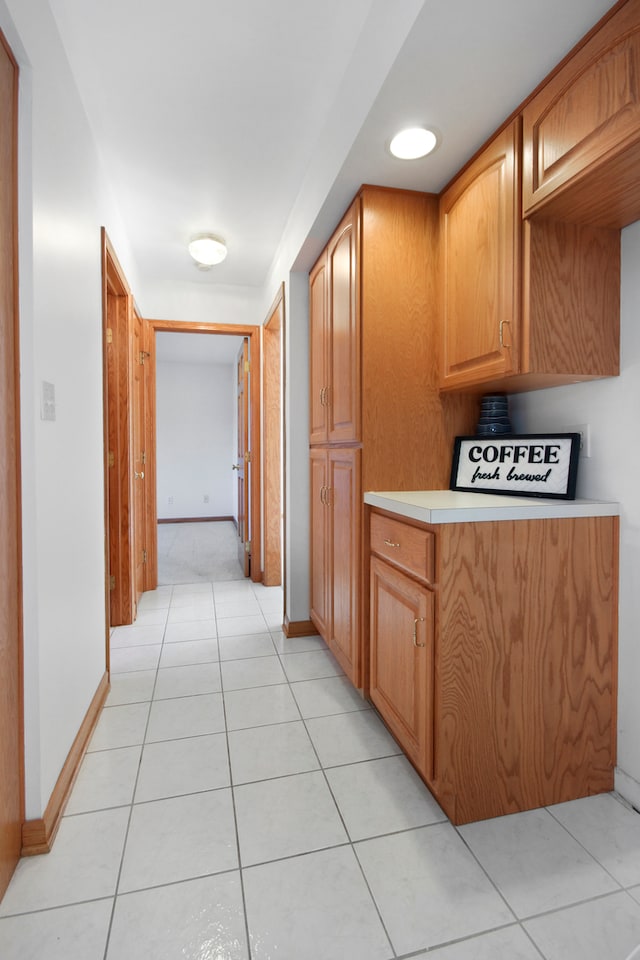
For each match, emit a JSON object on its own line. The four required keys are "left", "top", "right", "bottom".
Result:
{"left": 157, "top": 516, "right": 235, "bottom": 524}
{"left": 21, "top": 673, "right": 110, "bottom": 856}
{"left": 283, "top": 617, "right": 320, "bottom": 639}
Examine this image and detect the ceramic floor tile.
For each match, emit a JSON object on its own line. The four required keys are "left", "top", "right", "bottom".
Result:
{"left": 220, "top": 655, "right": 287, "bottom": 691}
{"left": 326, "top": 755, "right": 446, "bottom": 840}
{"left": 217, "top": 614, "right": 269, "bottom": 638}
{"left": 110, "top": 644, "right": 162, "bottom": 674}
{"left": 355, "top": 823, "right": 514, "bottom": 954}
{"left": 145, "top": 693, "right": 225, "bottom": 742}
{"left": 306, "top": 710, "right": 402, "bottom": 767}
{"left": 131, "top": 608, "right": 168, "bottom": 627}
{"left": 88, "top": 702, "right": 150, "bottom": 751}
{"left": 66, "top": 745, "right": 142, "bottom": 814}
{"left": 218, "top": 633, "right": 276, "bottom": 661}
{"left": 243, "top": 846, "right": 392, "bottom": 960}
{"left": 524, "top": 891, "right": 640, "bottom": 960}
{"left": 224, "top": 683, "right": 301, "bottom": 730}
{"left": 228, "top": 720, "right": 319, "bottom": 784}
{"left": 420, "top": 924, "right": 547, "bottom": 959}
{"left": 106, "top": 670, "right": 156, "bottom": 706}
{"left": 234, "top": 771, "right": 348, "bottom": 865}
{"left": 213, "top": 581, "right": 255, "bottom": 599}
{"left": 270, "top": 631, "right": 327, "bottom": 654}
{"left": 107, "top": 873, "right": 249, "bottom": 960}
{"left": 458, "top": 806, "right": 619, "bottom": 918}
{"left": 137, "top": 588, "right": 172, "bottom": 611}
{"left": 135, "top": 733, "right": 230, "bottom": 801}
{"left": 172, "top": 582, "right": 214, "bottom": 596}
{"left": 119, "top": 789, "right": 238, "bottom": 892}
{"left": 548, "top": 793, "right": 640, "bottom": 887}
{"left": 159, "top": 638, "right": 219, "bottom": 667}
{"left": 262, "top": 611, "right": 285, "bottom": 630}
{"left": 170, "top": 590, "right": 214, "bottom": 608}
{"left": 630, "top": 885, "right": 640, "bottom": 906}
{"left": 291, "top": 675, "right": 370, "bottom": 718}
{"left": 110, "top": 623, "right": 165, "bottom": 648}
{"left": 0, "top": 899, "right": 113, "bottom": 960}
{"left": 163, "top": 619, "right": 217, "bottom": 643}
{"left": 0, "top": 808, "right": 129, "bottom": 915}
{"left": 279, "top": 649, "right": 344, "bottom": 681}
{"left": 153, "top": 662, "right": 221, "bottom": 699}
{"left": 215, "top": 598, "right": 262, "bottom": 618}
{"left": 167, "top": 601, "right": 216, "bottom": 623}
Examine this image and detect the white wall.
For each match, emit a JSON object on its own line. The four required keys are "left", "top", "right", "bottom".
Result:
{"left": 0, "top": 0, "right": 141, "bottom": 817}
{"left": 156, "top": 361, "right": 235, "bottom": 520}
{"left": 510, "top": 219, "right": 640, "bottom": 807}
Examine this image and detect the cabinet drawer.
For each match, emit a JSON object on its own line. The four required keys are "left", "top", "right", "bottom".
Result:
{"left": 370, "top": 512, "right": 435, "bottom": 584}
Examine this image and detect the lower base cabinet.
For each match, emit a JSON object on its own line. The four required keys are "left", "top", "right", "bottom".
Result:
{"left": 368, "top": 508, "right": 619, "bottom": 825}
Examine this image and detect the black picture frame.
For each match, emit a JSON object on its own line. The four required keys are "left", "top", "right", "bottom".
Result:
{"left": 450, "top": 433, "right": 581, "bottom": 500}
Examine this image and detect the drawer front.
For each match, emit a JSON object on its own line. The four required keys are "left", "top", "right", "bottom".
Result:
{"left": 370, "top": 512, "right": 435, "bottom": 584}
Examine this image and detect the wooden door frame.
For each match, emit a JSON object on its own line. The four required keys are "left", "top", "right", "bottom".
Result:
{"left": 147, "top": 319, "right": 263, "bottom": 584}
{"left": 101, "top": 229, "right": 136, "bottom": 636}
{"left": 0, "top": 26, "right": 24, "bottom": 898}
{"left": 262, "top": 284, "right": 284, "bottom": 586}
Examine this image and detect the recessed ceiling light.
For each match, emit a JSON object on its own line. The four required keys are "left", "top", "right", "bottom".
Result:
{"left": 389, "top": 127, "right": 438, "bottom": 160}
{"left": 188, "top": 234, "right": 228, "bottom": 268}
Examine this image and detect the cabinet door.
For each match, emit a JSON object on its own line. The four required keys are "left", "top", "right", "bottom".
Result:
{"left": 309, "top": 253, "right": 328, "bottom": 445}
{"left": 327, "top": 199, "right": 360, "bottom": 443}
{"left": 309, "top": 448, "right": 330, "bottom": 639}
{"left": 523, "top": 2, "right": 640, "bottom": 223}
{"left": 369, "top": 556, "right": 433, "bottom": 778}
{"left": 328, "top": 446, "right": 361, "bottom": 685}
{"left": 440, "top": 121, "right": 520, "bottom": 390}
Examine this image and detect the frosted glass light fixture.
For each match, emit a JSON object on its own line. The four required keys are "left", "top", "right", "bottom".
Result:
{"left": 389, "top": 126, "right": 438, "bottom": 160}
{"left": 188, "top": 234, "right": 228, "bottom": 267}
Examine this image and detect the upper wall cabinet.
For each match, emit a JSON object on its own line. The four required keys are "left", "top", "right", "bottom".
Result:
{"left": 440, "top": 121, "right": 520, "bottom": 390}
{"left": 440, "top": 118, "right": 621, "bottom": 394}
{"left": 309, "top": 199, "right": 361, "bottom": 445}
{"left": 523, "top": 0, "right": 640, "bottom": 227}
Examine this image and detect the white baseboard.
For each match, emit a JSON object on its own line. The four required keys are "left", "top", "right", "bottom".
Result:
{"left": 615, "top": 766, "right": 640, "bottom": 812}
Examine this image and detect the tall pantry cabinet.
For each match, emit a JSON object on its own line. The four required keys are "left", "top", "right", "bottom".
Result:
{"left": 309, "top": 186, "right": 477, "bottom": 687}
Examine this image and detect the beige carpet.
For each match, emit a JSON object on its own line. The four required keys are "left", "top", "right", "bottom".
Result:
{"left": 157, "top": 520, "right": 245, "bottom": 584}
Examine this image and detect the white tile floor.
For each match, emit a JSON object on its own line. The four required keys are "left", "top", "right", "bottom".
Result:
{"left": 2, "top": 577, "right": 640, "bottom": 959}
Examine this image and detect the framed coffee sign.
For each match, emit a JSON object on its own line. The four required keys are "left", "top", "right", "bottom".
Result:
{"left": 450, "top": 434, "right": 581, "bottom": 500}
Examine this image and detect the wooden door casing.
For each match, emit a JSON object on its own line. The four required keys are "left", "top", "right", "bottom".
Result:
{"left": 0, "top": 28, "right": 23, "bottom": 901}
{"left": 236, "top": 339, "right": 250, "bottom": 576}
{"left": 132, "top": 309, "right": 146, "bottom": 605}
{"left": 263, "top": 286, "right": 283, "bottom": 587}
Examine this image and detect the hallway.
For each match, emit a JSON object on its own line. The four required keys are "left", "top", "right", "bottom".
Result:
{"left": 1, "top": 568, "right": 640, "bottom": 957}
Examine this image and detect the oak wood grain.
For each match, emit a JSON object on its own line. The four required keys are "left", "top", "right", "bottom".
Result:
{"left": 370, "top": 512, "right": 435, "bottom": 585}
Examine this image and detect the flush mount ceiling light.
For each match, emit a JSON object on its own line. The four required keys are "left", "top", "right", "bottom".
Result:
{"left": 188, "top": 234, "right": 228, "bottom": 268}
{"left": 389, "top": 126, "right": 438, "bottom": 160}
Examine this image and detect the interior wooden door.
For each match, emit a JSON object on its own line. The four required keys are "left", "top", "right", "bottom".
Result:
{"left": 132, "top": 309, "right": 146, "bottom": 607}
{"left": 236, "top": 339, "right": 250, "bottom": 576}
{"left": 0, "top": 30, "right": 23, "bottom": 901}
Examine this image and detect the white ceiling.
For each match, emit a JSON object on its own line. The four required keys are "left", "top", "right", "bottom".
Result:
{"left": 49, "top": 0, "right": 617, "bottom": 365}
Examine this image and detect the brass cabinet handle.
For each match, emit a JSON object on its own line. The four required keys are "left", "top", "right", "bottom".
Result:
{"left": 499, "top": 319, "right": 511, "bottom": 349}
{"left": 384, "top": 538, "right": 400, "bottom": 548}
{"left": 413, "top": 617, "right": 426, "bottom": 647}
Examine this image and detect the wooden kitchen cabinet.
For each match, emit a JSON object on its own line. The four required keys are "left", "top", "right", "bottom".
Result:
{"left": 369, "top": 555, "right": 434, "bottom": 781}
{"left": 523, "top": 0, "right": 640, "bottom": 227}
{"left": 310, "top": 446, "right": 361, "bottom": 681}
{"left": 367, "top": 505, "right": 619, "bottom": 825}
{"left": 440, "top": 119, "right": 620, "bottom": 393}
{"left": 308, "top": 187, "right": 478, "bottom": 686}
{"left": 309, "top": 199, "right": 360, "bottom": 446}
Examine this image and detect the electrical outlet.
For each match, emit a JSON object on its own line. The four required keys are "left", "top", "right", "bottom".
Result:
{"left": 563, "top": 423, "right": 591, "bottom": 458}
{"left": 203, "top": 494, "right": 209, "bottom": 503}
{"left": 168, "top": 495, "right": 174, "bottom": 504}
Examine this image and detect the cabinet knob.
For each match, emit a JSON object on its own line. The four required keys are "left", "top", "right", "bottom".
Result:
{"left": 413, "top": 617, "right": 426, "bottom": 647}
{"left": 384, "top": 538, "right": 400, "bottom": 548}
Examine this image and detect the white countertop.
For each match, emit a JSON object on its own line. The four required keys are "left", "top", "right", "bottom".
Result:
{"left": 364, "top": 490, "right": 620, "bottom": 524}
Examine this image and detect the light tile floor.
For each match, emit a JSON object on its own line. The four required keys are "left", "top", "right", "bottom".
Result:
{"left": 2, "top": 579, "right": 640, "bottom": 959}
